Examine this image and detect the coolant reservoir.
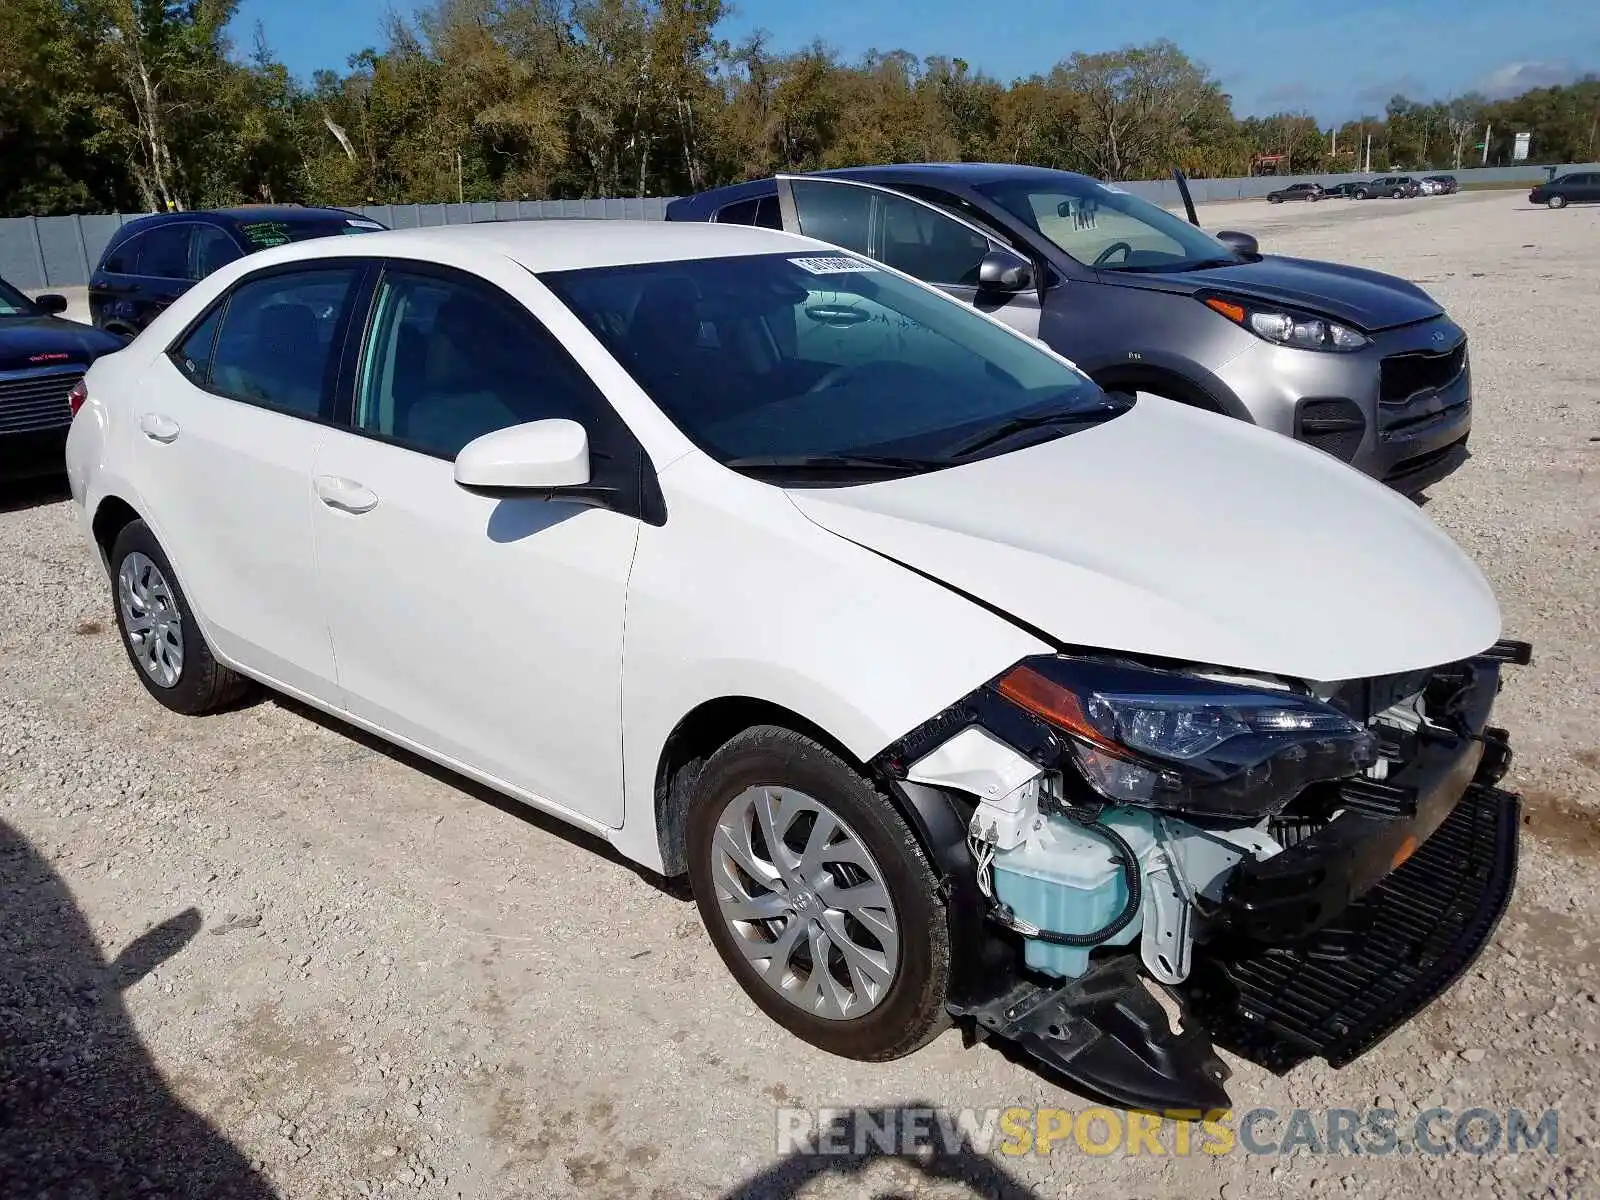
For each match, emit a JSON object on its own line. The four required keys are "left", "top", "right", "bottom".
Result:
{"left": 990, "top": 808, "right": 1158, "bottom": 979}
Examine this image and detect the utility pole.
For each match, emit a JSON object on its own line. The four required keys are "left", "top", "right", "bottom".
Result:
{"left": 1481, "top": 123, "right": 1491, "bottom": 166}
{"left": 1364, "top": 132, "right": 1373, "bottom": 174}
{"left": 1331, "top": 127, "right": 1337, "bottom": 158}
{"left": 456, "top": 151, "right": 464, "bottom": 204}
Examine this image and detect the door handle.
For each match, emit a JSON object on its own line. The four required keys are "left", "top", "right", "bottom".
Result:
{"left": 138, "top": 413, "right": 180, "bottom": 443}
{"left": 314, "top": 475, "right": 379, "bottom": 514}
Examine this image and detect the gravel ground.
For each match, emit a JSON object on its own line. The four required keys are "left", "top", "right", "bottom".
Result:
{"left": 2, "top": 191, "right": 1597, "bottom": 1200}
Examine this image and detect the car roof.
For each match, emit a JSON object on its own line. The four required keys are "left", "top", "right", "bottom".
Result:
{"left": 112, "top": 205, "right": 368, "bottom": 239}
{"left": 222, "top": 219, "right": 814, "bottom": 274}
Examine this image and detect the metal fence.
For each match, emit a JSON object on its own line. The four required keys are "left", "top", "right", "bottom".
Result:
{"left": 5, "top": 164, "right": 1593, "bottom": 291}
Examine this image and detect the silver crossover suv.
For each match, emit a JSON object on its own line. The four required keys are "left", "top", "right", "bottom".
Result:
{"left": 668, "top": 164, "right": 1472, "bottom": 494}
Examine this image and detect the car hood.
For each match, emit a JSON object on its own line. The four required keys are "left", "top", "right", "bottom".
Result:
{"left": 787, "top": 399, "right": 1500, "bottom": 684}
{"left": 1108, "top": 254, "right": 1443, "bottom": 333}
{"left": 0, "top": 316, "right": 123, "bottom": 372}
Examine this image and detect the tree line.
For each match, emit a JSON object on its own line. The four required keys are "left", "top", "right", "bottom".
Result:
{"left": 3, "top": 0, "right": 1598, "bottom": 217}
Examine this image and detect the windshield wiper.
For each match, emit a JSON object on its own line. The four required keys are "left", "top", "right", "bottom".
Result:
{"left": 941, "top": 401, "right": 1127, "bottom": 460}
{"left": 721, "top": 453, "right": 943, "bottom": 476}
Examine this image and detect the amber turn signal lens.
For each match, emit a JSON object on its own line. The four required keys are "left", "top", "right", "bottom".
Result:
{"left": 995, "top": 665, "right": 1113, "bottom": 749}
{"left": 1205, "top": 297, "right": 1247, "bottom": 324}
{"left": 1390, "top": 834, "right": 1419, "bottom": 872}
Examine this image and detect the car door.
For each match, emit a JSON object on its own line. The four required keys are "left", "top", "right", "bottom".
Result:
{"left": 126, "top": 223, "right": 199, "bottom": 330}
{"left": 130, "top": 261, "right": 364, "bottom": 696}
{"left": 308, "top": 261, "right": 639, "bottom": 826}
{"left": 775, "top": 176, "right": 1043, "bottom": 338}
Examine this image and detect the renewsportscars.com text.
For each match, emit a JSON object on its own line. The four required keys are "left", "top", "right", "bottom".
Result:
{"left": 775, "top": 1106, "right": 1561, "bottom": 1159}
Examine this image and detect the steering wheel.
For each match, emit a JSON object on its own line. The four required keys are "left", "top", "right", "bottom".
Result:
{"left": 1093, "top": 241, "right": 1133, "bottom": 267}
{"left": 807, "top": 362, "right": 870, "bottom": 394}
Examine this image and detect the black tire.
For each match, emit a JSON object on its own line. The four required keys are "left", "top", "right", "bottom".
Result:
{"left": 1392, "top": 189, "right": 1405, "bottom": 199}
{"left": 685, "top": 725, "right": 950, "bottom": 1061}
{"left": 1355, "top": 189, "right": 1370, "bottom": 200}
{"left": 1268, "top": 195, "right": 1282, "bottom": 204}
{"left": 108, "top": 519, "right": 253, "bottom": 714}
{"left": 1548, "top": 195, "right": 1567, "bottom": 210}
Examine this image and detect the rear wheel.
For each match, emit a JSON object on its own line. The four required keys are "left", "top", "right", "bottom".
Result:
{"left": 685, "top": 726, "right": 950, "bottom": 1061}
{"left": 1548, "top": 195, "right": 1568, "bottom": 210}
{"left": 109, "top": 520, "right": 253, "bottom": 714}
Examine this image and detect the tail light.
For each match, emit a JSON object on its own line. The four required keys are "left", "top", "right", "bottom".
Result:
{"left": 68, "top": 379, "right": 88, "bottom": 417}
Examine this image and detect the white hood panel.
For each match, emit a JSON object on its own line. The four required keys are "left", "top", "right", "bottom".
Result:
{"left": 789, "top": 398, "right": 1500, "bottom": 683}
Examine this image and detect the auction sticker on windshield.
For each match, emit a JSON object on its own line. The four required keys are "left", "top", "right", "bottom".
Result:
{"left": 789, "top": 255, "right": 878, "bottom": 275}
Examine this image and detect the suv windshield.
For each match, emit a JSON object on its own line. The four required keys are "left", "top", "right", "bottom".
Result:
{"left": 0, "top": 277, "right": 39, "bottom": 316}
{"left": 976, "top": 177, "right": 1235, "bottom": 273}
{"left": 232, "top": 216, "right": 384, "bottom": 250}
{"left": 542, "top": 252, "right": 1120, "bottom": 479}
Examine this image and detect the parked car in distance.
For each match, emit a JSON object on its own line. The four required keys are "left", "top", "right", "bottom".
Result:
{"left": 1423, "top": 175, "right": 1459, "bottom": 195}
{"left": 1320, "top": 181, "right": 1366, "bottom": 198}
{"left": 1, "top": 275, "right": 125, "bottom": 480}
{"left": 89, "top": 206, "right": 388, "bottom": 338}
{"left": 668, "top": 164, "right": 1473, "bottom": 495}
{"left": 1356, "top": 176, "right": 1421, "bottom": 199}
{"left": 1265, "top": 182, "right": 1324, "bottom": 203}
{"left": 66, "top": 219, "right": 1529, "bottom": 1114}
{"left": 1529, "top": 171, "right": 1600, "bottom": 208}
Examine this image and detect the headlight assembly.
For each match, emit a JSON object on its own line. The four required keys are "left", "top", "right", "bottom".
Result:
{"left": 993, "top": 657, "right": 1376, "bottom": 817}
{"left": 1202, "top": 294, "right": 1370, "bottom": 352}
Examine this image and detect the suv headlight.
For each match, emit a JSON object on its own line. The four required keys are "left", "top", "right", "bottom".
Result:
{"left": 993, "top": 657, "right": 1376, "bottom": 817}
{"left": 1202, "top": 294, "right": 1370, "bottom": 352}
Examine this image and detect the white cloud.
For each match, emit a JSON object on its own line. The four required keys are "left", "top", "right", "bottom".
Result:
{"left": 1475, "top": 60, "right": 1581, "bottom": 98}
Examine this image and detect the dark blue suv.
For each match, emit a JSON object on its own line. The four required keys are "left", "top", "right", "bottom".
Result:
{"left": 88, "top": 206, "right": 387, "bottom": 337}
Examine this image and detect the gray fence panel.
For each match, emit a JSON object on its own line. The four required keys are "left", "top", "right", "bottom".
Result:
{"left": 10, "top": 162, "right": 1597, "bottom": 289}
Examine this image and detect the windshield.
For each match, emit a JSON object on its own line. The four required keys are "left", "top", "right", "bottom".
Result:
{"left": 541, "top": 252, "right": 1118, "bottom": 479}
{"left": 233, "top": 216, "right": 385, "bottom": 250}
{"left": 0, "top": 277, "right": 38, "bottom": 316}
{"left": 976, "top": 177, "right": 1235, "bottom": 273}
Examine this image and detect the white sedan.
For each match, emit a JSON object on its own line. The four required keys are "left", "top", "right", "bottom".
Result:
{"left": 65, "top": 219, "right": 1526, "bottom": 1111}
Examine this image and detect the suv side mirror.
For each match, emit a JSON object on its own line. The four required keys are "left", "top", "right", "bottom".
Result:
{"left": 977, "top": 248, "right": 1033, "bottom": 293}
{"left": 35, "top": 293, "right": 69, "bottom": 315}
{"left": 1215, "top": 230, "right": 1259, "bottom": 258}
{"left": 455, "top": 419, "right": 590, "bottom": 492}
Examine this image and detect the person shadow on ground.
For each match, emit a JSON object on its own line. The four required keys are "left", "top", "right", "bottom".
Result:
{"left": 0, "top": 817, "right": 276, "bottom": 1198}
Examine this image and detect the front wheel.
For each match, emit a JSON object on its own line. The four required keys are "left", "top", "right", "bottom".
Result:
{"left": 1268, "top": 196, "right": 1282, "bottom": 204}
{"left": 1392, "top": 189, "right": 1405, "bottom": 199}
{"left": 1548, "top": 195, "right": 1568, "bottom": 209}
{"left": 686, "top": 726, "right": 951, "bottom": 1061}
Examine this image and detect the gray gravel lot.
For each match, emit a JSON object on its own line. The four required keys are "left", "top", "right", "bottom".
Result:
{"left": 2, "top": 191, "right": 1597, "bottom": 1199}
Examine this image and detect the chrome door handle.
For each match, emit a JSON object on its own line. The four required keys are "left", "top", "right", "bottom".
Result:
{"left": 314, "top": 475, "right": 379, "bottom": 514}
{"left": 138, "top": 413, "right": 180, "bottom": 443}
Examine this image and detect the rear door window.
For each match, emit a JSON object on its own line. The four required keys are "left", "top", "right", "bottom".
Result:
{"left": 136, "top": 225, "right": 193, "bottom": 279}
{"left": 205, "top": 267, "right": 361, "bottom": 418}
{"left": 191, "top": 225, "right": 243, "bottom": 279}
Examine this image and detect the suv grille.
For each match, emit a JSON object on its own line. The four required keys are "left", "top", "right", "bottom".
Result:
{"left": 0, "top": 370, "right": 82, "bottom": 435}
{"left": 1380, "top": 342, "right": 1466, "bottom": 405}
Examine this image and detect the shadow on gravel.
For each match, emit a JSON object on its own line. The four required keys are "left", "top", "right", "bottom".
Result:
{"left": 718, "top": 1103, "right": 1043, "bottom": 1200}
{"left": 0, "top": 474, "right": 69, "bottom": 514}
{"left": 0, "top": 818, "right": 277, "bottom": 1198}
{"left": 268, "top": 694, "right": 694, "bottom": 901}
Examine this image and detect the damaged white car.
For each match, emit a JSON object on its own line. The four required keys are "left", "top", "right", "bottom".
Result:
{"left": 66, "top": 220, "right": 1529, "bottom": 1110}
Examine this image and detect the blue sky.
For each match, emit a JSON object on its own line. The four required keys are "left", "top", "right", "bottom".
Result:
{"left": 233, "top": 0, "right": 1599, "bottom": 123}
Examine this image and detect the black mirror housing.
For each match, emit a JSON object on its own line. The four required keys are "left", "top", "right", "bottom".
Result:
{"left": 977, "top": 249, "right": 1033, "bottom": 293}
{"left": 35, "top": 293, "right": 69, "bottom": 315}
{"left": 1215, "top": 230, "right": 1259, "bottom": 258}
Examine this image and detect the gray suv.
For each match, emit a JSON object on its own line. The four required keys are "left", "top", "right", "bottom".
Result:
{"left": 666, "top": 164, "right": 1471, "bottom": 494}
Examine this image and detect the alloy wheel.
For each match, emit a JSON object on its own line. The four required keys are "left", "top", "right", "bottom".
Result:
{"left": 118, "top": 551, "right": 184, "bottom": 687}
{"left": 709, "top": 785, "right": 901, "bottom": 1020}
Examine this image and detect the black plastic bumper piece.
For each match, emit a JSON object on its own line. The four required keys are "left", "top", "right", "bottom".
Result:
{"left": 1181, "top": 782, "right": 1519, "bottom": 1073}
{"left": 953, "top": 957, "right": 1232, "bottom": 1113}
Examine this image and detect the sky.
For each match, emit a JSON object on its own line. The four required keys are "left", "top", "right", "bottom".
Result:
{"left": 233, "top": 0, "right": 1600, "bottom": 124}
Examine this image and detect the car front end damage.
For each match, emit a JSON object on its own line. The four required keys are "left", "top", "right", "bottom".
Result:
{"left": 870, "top": 639, "right": 1531, "bottom": 1112}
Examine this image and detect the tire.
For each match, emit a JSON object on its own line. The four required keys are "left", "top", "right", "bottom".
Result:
{"left": 685, "top": 725, "right": 950, "bottom": 1061}
{"left": 1548, "top": 195, "right": 1567, "bottom": 210}
{"left": 1355, "top": 189, "right": 1370, "bottom": 200}
{"left": 1268, "top": 196, "right": 1282, "bottom": 204}
{"left": 108, "top": 519, "right": 253, "bottom": 714}
{"left": 1392, "top": 189, "right": 1405, "bottom": 199}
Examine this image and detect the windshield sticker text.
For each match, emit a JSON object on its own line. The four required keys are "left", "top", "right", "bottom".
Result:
{"left": 789, "top": 255, "right": 878, "bottom": 275}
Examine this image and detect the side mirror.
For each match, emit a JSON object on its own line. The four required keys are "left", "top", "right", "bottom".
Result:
{"left": 35, "top": 293, "right": 69, "bottom": 315}
{"left": 454, "top": 419, "right": 590, "bottom": 492}
{"left": 977, "top": 249, "right": 1033, "bottom": 293}
{"left": 1215, "top": 230, "right": 1259, "bottom": 258}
